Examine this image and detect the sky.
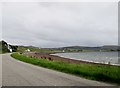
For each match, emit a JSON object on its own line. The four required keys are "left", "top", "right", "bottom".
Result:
{"left": 1, "top": 2, "right": 118, "bottom": 48}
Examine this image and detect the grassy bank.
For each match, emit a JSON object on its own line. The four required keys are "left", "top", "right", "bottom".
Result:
{"left": 11, "top": 53, "right": 120, "bottom": 85}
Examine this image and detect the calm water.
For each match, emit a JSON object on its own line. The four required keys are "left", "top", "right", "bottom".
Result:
{"left": 52, "top": 52, "right": 120, "bottom": 65}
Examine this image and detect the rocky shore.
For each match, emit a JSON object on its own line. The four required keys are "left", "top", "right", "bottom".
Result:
{"left": 23, "top": 52, "right": 119, "bottom": 66}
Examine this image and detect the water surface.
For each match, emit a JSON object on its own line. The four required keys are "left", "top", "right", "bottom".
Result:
{"left": 52, "top": 52, "right": 119, "bottom": 65}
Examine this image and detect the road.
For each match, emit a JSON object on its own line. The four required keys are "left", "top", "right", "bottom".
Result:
{"left": 2, "top": 54, "right": 114, "bottom": 86}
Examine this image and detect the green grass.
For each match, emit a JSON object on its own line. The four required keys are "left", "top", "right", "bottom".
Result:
{"left": 11, "top": 53, "right": 120, "bottom": 85}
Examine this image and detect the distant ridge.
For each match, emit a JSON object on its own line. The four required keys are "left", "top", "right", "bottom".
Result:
{"left": 0, "top": 40, "right": 119, "bottom": 53}
{"left": 49, "top": 45, "right": 120, "bottom": 52}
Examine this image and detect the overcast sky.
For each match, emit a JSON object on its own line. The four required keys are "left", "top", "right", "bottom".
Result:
{"left": 1, "top": 2, "right": 118, "bottom": 48}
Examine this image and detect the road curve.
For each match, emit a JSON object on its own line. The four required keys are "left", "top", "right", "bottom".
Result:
{"left": 2, "top": 54, "right": 114, "bottom": 86}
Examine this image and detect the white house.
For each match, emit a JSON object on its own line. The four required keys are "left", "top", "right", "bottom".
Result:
{"left": 7, "top": 44, "right": 12, "bottom": 53}
{"left": 26, "top": 49, "right": 30, "bottom": 52}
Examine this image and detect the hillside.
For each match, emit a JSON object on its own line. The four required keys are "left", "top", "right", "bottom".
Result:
{"left": 49, "top": 45, "right": 120, "bottom": 52}
{"left": 0, "top": 40, "right": 119, "bottom": 54}
{"left": 102, "top": 45, "right": 120, "bottom": 51}
{"left": 0, "top": 41, "right": 2, "bottom": 53}
{"left": 17, "top": 46, "right": 62, "bottom": 53}
{"left": 0, "top": 40, "right": 18, "bottom": 53}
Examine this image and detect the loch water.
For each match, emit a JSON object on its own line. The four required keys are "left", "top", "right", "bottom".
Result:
{"left": 52, "top": 52, "right": 120, "bottom": 65}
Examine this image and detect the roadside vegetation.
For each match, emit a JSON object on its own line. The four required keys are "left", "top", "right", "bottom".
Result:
{"left": 0, "top": 44, "right": 1, "bottom": 54}
{"left": 11, "top": 53, "right": 120, "bottom": 85}
{"left": 0, "top": 40, "right": 18, "bottom": 53}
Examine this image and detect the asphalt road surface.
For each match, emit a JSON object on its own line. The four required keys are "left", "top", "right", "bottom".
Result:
{"left": 2, "top": 54, "right": 114, "bottom": 86}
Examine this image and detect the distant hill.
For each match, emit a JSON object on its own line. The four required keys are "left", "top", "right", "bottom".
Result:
{"left": 62, "top": 46, "right": 101, "bottom": 51}
{"left": 0, "top": 40, "right": 119, "bottom": 53}
{"left": 49, "top": 45, "right": 120, "bottom": 52}
{"left": 0, "top": 40, "right": 18, "bottom": 53}
{"left": 17, "top": 45, "right": 64, "bottom": 54}
{"left": 102, "top": 45, "right": 120, "bottom": 51}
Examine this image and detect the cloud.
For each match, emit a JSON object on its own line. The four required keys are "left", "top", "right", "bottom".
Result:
{"left": 2, "top": 2, "right": 118, "bottom": 47}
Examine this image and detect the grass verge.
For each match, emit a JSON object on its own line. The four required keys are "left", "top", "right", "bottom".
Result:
{"left": 11, "top": 53, "right": 120, "bottom": 85}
